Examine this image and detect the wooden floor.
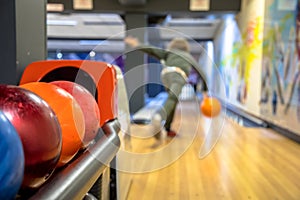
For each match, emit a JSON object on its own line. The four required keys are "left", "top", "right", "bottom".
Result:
{"left": 117, "top": 100, "right": 300, "bottom": 200}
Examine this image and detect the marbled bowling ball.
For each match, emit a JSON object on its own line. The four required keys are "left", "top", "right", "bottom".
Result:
{"left": 0, "top": 85, "right": 62, "bottom": 189}
{"left": 51, "top": 81, "right": 100, "bottom": 148}
{"left": 20, "top": 82, "right": 85, "bottom": 167}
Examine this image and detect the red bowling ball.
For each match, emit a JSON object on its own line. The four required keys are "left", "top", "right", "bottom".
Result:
{"left": 51, "top": 81, "right": 100, "bottom": 148}
{"left": 0, "top": 85, "right": 62, "bottom": 189}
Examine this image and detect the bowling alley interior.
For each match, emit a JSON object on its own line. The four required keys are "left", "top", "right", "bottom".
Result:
{"left": 1, "top": 0, "right": 300, "bottom": 199}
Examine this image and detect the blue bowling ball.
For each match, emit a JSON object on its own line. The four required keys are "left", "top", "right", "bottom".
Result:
{"left": 0, "top": 110, "right": 24, "bottom": 200}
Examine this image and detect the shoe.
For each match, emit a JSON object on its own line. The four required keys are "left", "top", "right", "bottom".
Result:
{"left": 167, "top": 130, "right": 177, "bottom": 137}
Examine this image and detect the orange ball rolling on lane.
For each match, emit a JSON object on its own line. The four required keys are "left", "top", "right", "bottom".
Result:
{"left": 20, "top": 82, "right": 85, "bottom": 167}
{"left": 200, "top": 96, "right": 222, "bottom": 118}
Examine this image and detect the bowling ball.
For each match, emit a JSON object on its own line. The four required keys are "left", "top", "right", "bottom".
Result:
{"left": 51, "top": 81, "right": 100, "bottom": 148}
{"left": 0, "top": 85, "right": 61, "bottom": 189}
{"left": 20, "top": 82, "right": 85, "bottom": 167}
{"left": 0, "top": 110, "right": 24, "bottom": 199}
{"left": 200, "top": 96, "right": 222, "bottom": 118}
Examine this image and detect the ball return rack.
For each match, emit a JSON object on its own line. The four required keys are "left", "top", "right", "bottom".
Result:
{"left": 19, "top": 60, "right": 123, "bottom": 199}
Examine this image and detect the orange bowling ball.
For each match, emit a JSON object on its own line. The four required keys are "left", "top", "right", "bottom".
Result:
{"left": 200, "top": 96, "right": 222, "bottom": 118}
{"left": 20, "top": 82, "right": 85, "bottom": 167}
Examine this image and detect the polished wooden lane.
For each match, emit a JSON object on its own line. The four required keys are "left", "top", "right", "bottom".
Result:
{"left": 118, "top": 100, "right": 300, "bottom": 200}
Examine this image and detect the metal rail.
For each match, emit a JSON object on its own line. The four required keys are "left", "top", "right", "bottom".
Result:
{"left": 28, "top": 119, "right": 121, "bottom": 200}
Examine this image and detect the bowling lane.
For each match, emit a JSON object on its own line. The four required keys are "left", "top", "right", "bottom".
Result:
{"left": 119, "top": 100, "right": 300, "bottom": 200}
